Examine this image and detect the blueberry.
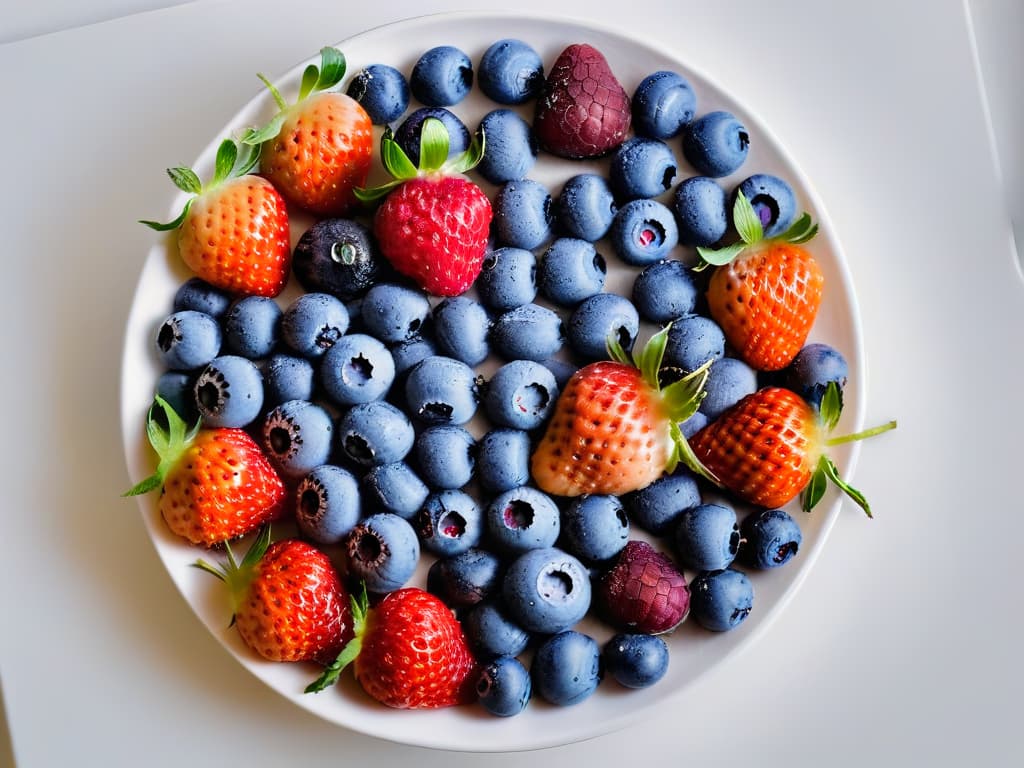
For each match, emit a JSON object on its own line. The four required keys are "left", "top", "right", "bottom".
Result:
{"left": 427, "top": 547, "right": 502, "bottom": 607}
{"left": 415, "top": 489, "right": 482, "bottom": 557}
{"left": 784, "top": 342, "right": 849, "bottom": 408}
{"left": 537, "top": 237, "right": 607, "bottom": 308}
{"left": 477, "top": 656, "right": 532, "bottom": 717}
{"left": 345, "top": 63, "right": 410, "bottom": 125}
{"left": 292, "top": 218, "right": 383, "bottom": 300}
{"left": 679, "top": 410, "right": 708, "bottom": 439}
{"left": 632, "top": 259, "right": 699, "bottom": 323}
{"left": 222, "top": 297, "right": 281, "bottom": 360}
{"left": 475, "top": 247, "right": 537, "bottom": 312}
{"left": 335, "top": 400, "right": 414, "bottom": 467}
{"left": 490, "top": 304, "right": 565, "bottom": 363}
{"left": 259, "top": 399, "right": 334, "bottom": 482}
{"left": 394, "top": 107, "right": 471, "bottom": 166}
{"left": 631, "top": 70, "right": 697, "bottom": 139}
{"left": 280, "top": 292, "right": 350, "bottom": 359}
{"left": 560, "top": 494, "right": 630, "bottom": 564}
{"left": 319, "top": 333, "right": 395, "bottom": 407}
{"left": 673, "top": 176, "right": 729, "bottom": 246}
{"left": 404, "top": 356, "right": 479, "bottom": 425}
{"left": 700, "top": 357, "right": 758, "bottom": 421}
{"left": 603, "top": 633, "right": 670, "bottom": 689}
{"left": 736, "top": 173, "right": 797, "bottom": 238}
{"left": 477, "top": 109, "right": 538, "bottom": 184}
{"left": 155, "top": 310, "right": 222, "bottom": 371}
{"left": 484, "top": 359, "right": 559, "bottom": 431}
{"left": 609, "top": 198, "right": 680, "bottom": 266}
{"left": 463, "top": 601, "right": 530, "bottom": 659}
{"left": 173, "top": 277, "right": 230, "bottom": 319}
{"left": 492, "top": 178, "right": 553, "bottom": 249}
{"left": 432, "top": 297, "right": 491, "bottom": 366}
{"left": 663, "top": 314, "right": 726, "bottom": 372}
{"left": 557, "top": 173, "right": 617, "bottom": 242}
{"left": 626, "top": 469, "right": 701, "bottom": 535}
{"left": 740, "top": 508, "right": 803, "bottom": 569}
{"left": 360, "top": 283, "right": 431, "bottom": 345}
{"left": 609, "top": 137, "right": 678, "bottom": 200}
{"left": 295, "top": 464, "right": 361, "bottom": 544}
{"left": 477, "top": 38, "right": 544, "bottom": 105}
{"left": 568, "top": 292, "right": 640, "bottom": 361}
{"left": 688, "top": 568, "right": 754, "bottom": 632}
{"left": 414, "top": 425, "right": 476, "bottom": 490}
{"left": 531, "top": 630, "right": 601, "bottom": 706}
{"left": 345, "top": 512, "right": 420, "bottom": 594}
{"left": 477, "top": 428, "right": 531, "bottom": 494}
{"left": 410, "top": 45, "right": 473, "bottom": 107}
{"left": 539, "top": 358, "right": 578, "bottom": 389}
{"left": 503, "top": 548, "right": 592, "bottom": 635}
{"left": 486, "top": 486, "right": 561, "bottom": 555}
{"left": 155, "top": 371, "right": 197, "bottom": 423}
{"left": 682, "top": 110, "right": 749, "bottom": 178}
{"left": 193, "top": 355, "right": 263, "bottom": 428}
{"left": 362, "top": 461, "right": 429, "bottom": 520}
{"left": 389, "top": 333, "right": 438, "bottom": 377}
{"left": 674, "top": 502, "right": 741, "bottom": 572}
{"left": 263, "top": 354, "right": 315, "bottom": 407}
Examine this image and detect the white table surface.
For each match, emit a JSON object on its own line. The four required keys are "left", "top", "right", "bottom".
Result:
{"left": 2, "top": 1, "right": 1022, "bottom": 766}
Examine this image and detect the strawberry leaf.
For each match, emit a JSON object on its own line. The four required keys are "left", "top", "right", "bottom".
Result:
{"left": 821, "top": 456, "right": 873, "bottom": 518}
{"left": 123, "top": 396, "right": 196, "bottom": 496}
{"left": 313, "top": 47, "right": 347, "bottom": 92}
{"left": 801, "top": 457, "right": 829, "bottom": 512}
{"left": 636, "top": 325, "right": 670, "bottom": 388}
{"left": 298, "top": 64, "right": 320, "bottom": 102}
{"left": 212, "top": 139, "right": 237, "bottom": 186}
{"left": 305, "top": 582, "right": 368, "bottom": 694}
{"left": 661, "top": 356, "right": 712, "bottom": 422}
{"left": 443, "top": 127, "right": 486, "bottom": 176}
{"left": 696, "top": 242, "right": 745, "bottom": 268}
{"left": 166, "top": 167, "right": 202, "bottom": 195}
{"left": 419, "top": 117, "right": 451, "bottom": 173}
{"left": 605, "top": 329, "right": 633, "bottom": 366}
{"left": 819, "top": 381, "right": 843, "bottom": 431}
{"left": 672, "top": 422, "right": 718, "bottom": 484}
{"left": 780, "top": 212, "right": 818, "bottom": 244}
{"left": 242, "top": 112, "right": 288, "bottom": 146}
{"left": 733, "top": 190, "right": 764, "bottom": 245}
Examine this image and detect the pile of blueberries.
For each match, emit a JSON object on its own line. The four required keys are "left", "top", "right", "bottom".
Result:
{"left": 149, "top": 38, "right": 850, "bottom": 717}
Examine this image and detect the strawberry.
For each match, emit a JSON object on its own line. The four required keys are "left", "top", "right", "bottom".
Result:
{"left": 689, "top": 383, "right": 896, "bottom": 516}
{"left": 356, "top": 118, "right": 492, "bottom": 297}
{"left": 124, "top": 396, "right": 287, "bottom": 546}
{"left": 306, "top": 586, "right": 477, "bottom": 709}
{"left": 244, "top": 47, "right": 373, "bottom": 217}
{"left": 699, "top": 192, "right": 825, "bottom": 371}
{"left": 531, "top": 326, "right": 715, "bottom": 497}
{"left": 194, "top": 526, "right": 352, "bottom": 664}
{"left": 533, "top": 43, "right": 632, "bottom": 159}
{"left": 141, "top": 138, "right": 291, "bottom": 297}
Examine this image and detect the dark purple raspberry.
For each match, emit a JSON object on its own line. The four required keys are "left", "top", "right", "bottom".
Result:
{"left": 597, "top": 540, "right": 690, "bottom": 634}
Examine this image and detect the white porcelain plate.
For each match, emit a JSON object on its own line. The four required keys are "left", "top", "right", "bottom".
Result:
{"left": 121, "top": 11, "right": 865, "bottom": 753}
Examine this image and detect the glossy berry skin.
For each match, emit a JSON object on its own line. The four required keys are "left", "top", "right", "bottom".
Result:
{"left": 490, "top": 304, "right": 565, "bottom": 362}
{"left": 478, "top": 39, "right": 544, "bottom": 105}
{"left": 560, "top": 494, "right": 630, "bottom": 564}
{"left": 785, "top": 342, "right": 849, "bottom": 408}
{"left": 404, "top": 356, "right": 479, "bottom": 425}
{"left": 603, "top": 633, "right": 670, "bottom": 689}
{"left": 193, "top": 355, "right": 264, "bottom": 429}
{"left": 477, "top": 109, "right": 538, "bottom": 184}
{"left": 534, "top": 43, "right": 631, "bottom": 159}
{"left": 259, "top": 399, "right": 334, "bottom": 482}
{"left": 531, "top": 630, "right": 601, "bottom": 706}
{"left": 410, "top": 45, "right": 474, "bottom": 107}
{"left": 492, "top": 178, "right": 554, "bottom": 250}
{"left": 664, "top": 314, "right": 726, "bottom": 373}
{"left": 679, "top": 410, "right": 709, "bottom": 439}
{"left": 427, "top": 547, "right": 502, "bottom": 607}
{"left": 415, "top": 490, "right": 483, "bottom": 557}
{"left": 609, "top": 198, "right": 680, "bottom": 266}
{"left": 362, "top": 461, "right": 429, "bottom": 520}
{"left": 625, "top": 469, "right": 701, "bottom": 535}
{"left": 477, "top": 656, "right": 532, "bottom": 717}
{"left": 155, "top": 310, "right": 221, "bottom": 371}
{"left": 390, "top": 334, "right": 438, "bottom": 378}
{"left": 320, "top": 333, "right": 395, "bottom": 406}
{"left": 737, "top": 173, "right": 797, "bottom": 238}
{"left": 597, "top": 541, "right": 689, "bottom": 634}
{"left": 291, "top": 218, "right": 383, "bottom": 301}
{"left": 557, "top": 173, "right": 617, "bottom": 242}
{"left": 263, "top": 354, "right": 315, "bottom": 407}
{"left": 688, "top": 569, "right": 754, "bottom": 632}
{"left": 280, "top": 293, "right": 350, "bottom": 359}
{"left": 673, "top": 176, "right": 729, "bottom": 246}
{"left": 156, "top": 371, "right": 197, "bottom": 424}
{"left": 674, "top": 502, "right": 740, "bottom": 572}
{"left": 485, "top": 486, "right": 561, "bottom": 555}
{"left": 462, "top": 601, "right": 530, "bottom": 659}
{"left": 475, "top": 247, "right": 537, "bottom": 312}
{"left": 335, "top": 400, "right": 415, "bottom": 468}
{"left": 432, "top": 296, "right": 491, "bottom": 366}
{"left": 484, "top": 359, "right": 559, "bottom": 431}
{"left": 295, "top": 464, "right": 362, "bottom": 544}
{"left": 568, "top": 292, "right": 640, "bottom": 361}
{"left": 538, "top": 237, "right": 607, "bottom": 308}
{"left": 476, "top": 428, "right": 531, "bottom": 494}
{"left": 345, "top": 512, "right": 421, "bottom": 594}
{"left": 345, "top": 63, "right": 410, "bottom": 125}
{"left": 222, "top": 297, "right": 280, "bottom": 360}
{"left": 632, "top": 259, "right": 698, "bottom": 323}
{"left": 414, "top": 425, "right": 477, "bottom": 490}
{"left": 173, "top": 277, "right": 230, "bottom": 319}
{"left": 631, "top": 70, "right": 697, "bottom": 139}
{"left": 740, "top": 508, "right": 803, "bottom": 569}
{"left": 609, "top": 137, "right": 678, "bottom": 200}
{"left": 360, "top": 283, "right": 431, "bottom": 345}
{"left": 699, "top": 356, "right": 758, "bottom": 421}
{"left": 681, "top": 110, "right": 749, "bottom": 178}
{"left": 394, "top": 107, "right": 471, "bottom": 166}
{"left": 503, "top": 547, "right": 591, "bottom": 634}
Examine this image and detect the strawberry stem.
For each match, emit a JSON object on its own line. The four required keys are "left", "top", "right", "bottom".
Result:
{"left": 256, "top": 73, "right": 289, "bottom": 111}
{"left": 825, "top": 419, "right": 898, "bottom": 447}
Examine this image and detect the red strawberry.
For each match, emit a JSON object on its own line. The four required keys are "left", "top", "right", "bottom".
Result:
{"left": 141, "top": 138, "right": 291, "bottom": 297}
{"left": 124, "top": 396, "right": 287, "bottom": 546}
{"left": 533, "top": 43, "right": 632, "bottom": 159}
{"left": 597, "top": 540, "right": 690, "bottom": 634}
{"left": 700, "top": 192, "right": 825, "bottom": 371}
{"left": 244, "top": 47, "right": 373, "bottom": 217}
{"left": 531, "top": 326, "right": 715, "bottom": 497}
{"left": 307, "top": 586, "right": 477, "bottom": 709}
{"left": 689, "top": 383, "right": 896, "bottom": 516}
{"left": 194, "top": 526, "right": 352, "bottom": 664}
{"left": 357, "top": 118, "right": 492, "bottom": 296}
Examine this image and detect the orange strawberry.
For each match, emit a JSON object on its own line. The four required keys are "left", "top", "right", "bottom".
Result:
{"left": 124, "top": 396, "right": 287, "bottom": 546}
{"left": 307, "top": 586, "right": 477, "bottom": 709}
{"left": 531, "top": 326, "right": 715, "bottom": 497}
{"left": 244, "top": 47, "right": 373, "bottom": 217}
{"left": 700, "top": 192, "right": 824, "bottom": 371}
{"left": 689, "top": 383, "right": 896, "bottom": 516}
{"left": 194, "top": 526, "right": 352, "bottom": 664}
{"left": 141, "top": 138, "right": 291, "bottom": 297}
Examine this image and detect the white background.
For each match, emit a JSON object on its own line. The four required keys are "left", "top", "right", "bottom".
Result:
{"left": 2, "top": 0, "right": 1022, "bottom": 766}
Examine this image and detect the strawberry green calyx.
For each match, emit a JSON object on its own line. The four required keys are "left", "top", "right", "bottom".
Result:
{"left": 140, "top": 139, "right": 260, "bottom": 231}
{"left": 192, "top": 524, "right": 272, "bottom": 624}
{"left": 354, "top": 117, "right": 486, "bottom": 202}
{"left": 122, "top": 396, "right": 201, "bottom": 496}
{"left": 801, "top": 382, "right": 898, "bottom": 517}
{"left": 305, "top": 582, "right": 369, "bottom": 693}
{"left": 695, "top": 190, "right": 819, "bottom": 270}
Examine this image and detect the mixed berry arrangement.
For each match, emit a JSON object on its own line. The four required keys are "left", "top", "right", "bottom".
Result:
{"left": 126, "top": 37, "right": 895, "bottom": 718}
